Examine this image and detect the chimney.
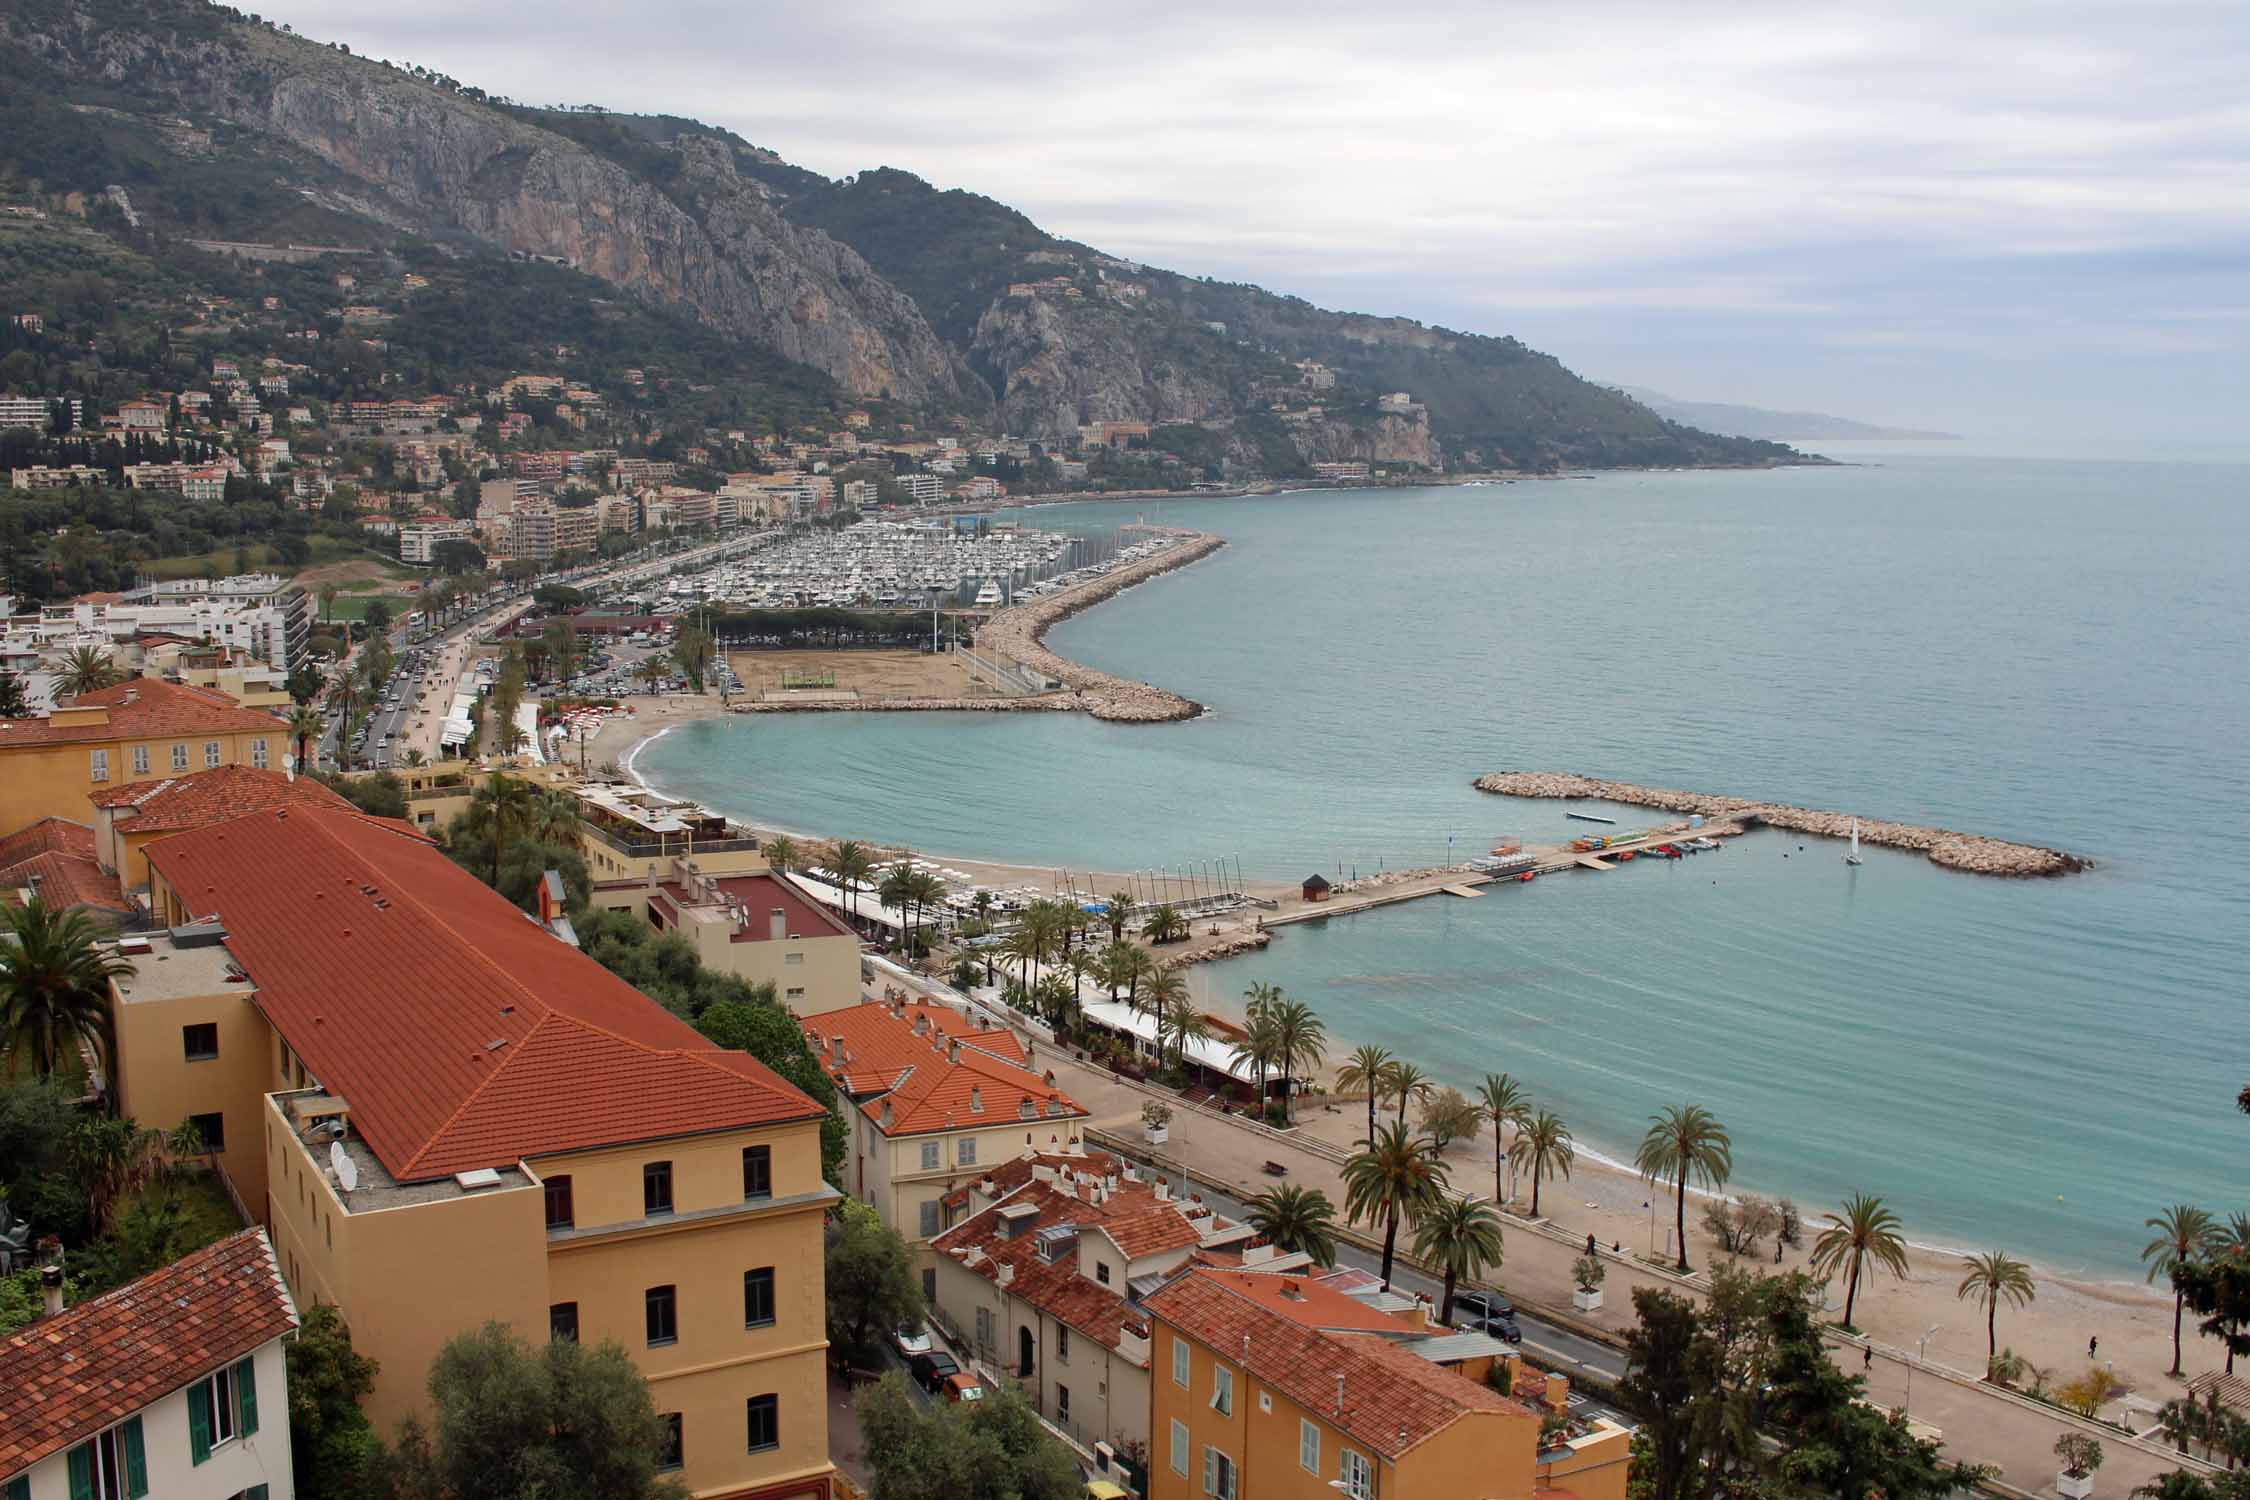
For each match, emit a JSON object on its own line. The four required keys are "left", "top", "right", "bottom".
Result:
{"left": 879, "top": 1099, "right": 894, "bottom": 1129}
{"left": 830, "top": 1035, "right": 846, "bottom": 1067}
{"left": 913, "top": 1014, "right": 930, "bottom": 1037}
{"left": 40, "top": 1264, "right": 64, "bottom": 1318}
{"left": 948, "top": 1038, "right": 962, "bottom": 1064}
{"left": 769, "top": 907, "right": 785, "bottom": 940}
{"left": 1544, "top": 1371, "right": 1570, "bottom": 1415}
{"left": 969, "top": 1085, "right": 982, "bottom": 1112}
{"left": 997, "top": 1262, "right": 1015, "bottom": 1288}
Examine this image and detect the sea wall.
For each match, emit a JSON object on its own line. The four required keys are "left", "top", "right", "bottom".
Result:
{"left": 975, "top": 530, "right": 1226, "bottom": 723}
{"left": 1473, "top": 772, "right": 2086, "bottom": 877}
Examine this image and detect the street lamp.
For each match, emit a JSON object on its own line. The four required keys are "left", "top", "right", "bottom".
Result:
{"left": 1903, "top": 1323, "right": 1940, "bottom": 1419}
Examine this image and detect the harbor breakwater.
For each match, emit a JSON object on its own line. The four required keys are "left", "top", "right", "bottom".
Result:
{"left": 1473, "top": 772, "right": 2087, "bottom": 877}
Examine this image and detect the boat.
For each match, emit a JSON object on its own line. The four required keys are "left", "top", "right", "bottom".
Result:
{"left": 973, "top": 580, "right": 1004, "bottom": 608}
{"left": 1566, "top": 812, "right": 1618, "bottom": 824}
{"left": 1516, "top": 871, "right": 1535, "bottom": 883}
{"left": 1845, "top": 818, "right": 1864, "bottom": 866}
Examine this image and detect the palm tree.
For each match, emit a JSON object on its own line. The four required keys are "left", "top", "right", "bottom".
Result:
{"left": 2144, "top": 1206, "right": 2221, "bottom": 1377}
{"left": 1095, "top": 941, "right": 1138, "bottom": 1002}
{"left": 1, "top": 899, "right": 134, "bottom": 1081}
{"left": 402, "top": 748, "right": 426, "bottom": 768}
{"left": 318, "top": 583, "right": 339, "bottom": 624}
{"left": 1141, "top": 903, "right": 1187, "bottom": 946}
{"left": 1342, "top": 1121, "right": 1449, "bottom": 1290}
{"left": 470, "top": 772, "right": 535, "bottom": 889}
{"left": 56, "top": 644, "right": 120, "bottom": 699}
{"left": 1159, "top": 988, "right": 1207, "bottom": 1073}
{"left": 829, "top": 841, "right": 873, "bottom": 927}
{"left": 1269, "top": 998, "right": 1327, "bottom": 1127}
{"left": 1634, "top": 1104, "right": 1733, "bottom": 1273}
{"left": 1509, "top": 1109, "right": 1575, "bottom": 1219}
{"left": 1247, "top": 1185, "right": 1338, "bottom": 1268}
{"left": 1335, "top": 1045, "right": 1395, "bottom": 1148}
{"left": 1478, "top": 1073, "right": 1531, "bottom": 1208}
{"left": 879, "top": 861, "right": 916, "bottom": 943}
{"left": 763, "top": 835, "right": 798, "bottom": 876}
{"left": 1957, "top": 1250, "right": 2037, "bottom": 1380}
{"left": 329, "top": 672, "right": 359, "bottom": 769}
{"left": 1105, "top": 892, "right": 1136, "bottom": 944}
{"left": 287, "top": 704, "right": 321, "bottom": 771}
{"left": 1411, "top": 1195, "right": 1505, "bottom": 1326}
{"left": 1388, "top": 1060, "right": 1432, "bottom": 1130}
{"left": 1231, "top": 1003, "right": 1284, "bottom": 1117}
{"left": 1810, "top": 1193, "right": 1910, "bottom": 1330}
{"left": 1021, "top": 901, "right": 1068, "bottom": 978}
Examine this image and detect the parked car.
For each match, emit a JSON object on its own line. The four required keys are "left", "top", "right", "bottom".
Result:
{"left": 1451, "top": 1289, "right": 1520, "bottom": 1342}
{"left": 907, "top": 1351, "right": 959, "bottom": 1392}
{"left": 941, "top": 1372, "right": 984, "bottom": 1404}
{"left": 892, "top": 1323, "right": 932, "bottom": 1359}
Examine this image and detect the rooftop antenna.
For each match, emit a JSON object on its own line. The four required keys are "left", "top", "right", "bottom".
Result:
{"left": 329, "top": 1139, "right": 359, "bottom": 1196}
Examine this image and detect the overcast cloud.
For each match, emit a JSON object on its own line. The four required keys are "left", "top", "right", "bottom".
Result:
{"left": 252, "top": 0, "right": 2250, "bottom": 440}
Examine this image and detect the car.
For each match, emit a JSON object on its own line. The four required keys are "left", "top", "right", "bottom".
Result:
{"left": 892, "top": 1323, "right": 933, "bottom": 1358}
{"left": 941, "top": 1372, "right": 984, "bottom": 1404}
{"left": 1450, "top": 1288, "right": 1514, "bottom": 1325}
{"left": 1465, "top": 1310, "right": 1522, "bottom": 1344}
{"left": 907, "top": 1351, "right": 959, "bottom": 1392}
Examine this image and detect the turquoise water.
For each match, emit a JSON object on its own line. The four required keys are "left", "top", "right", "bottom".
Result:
{"left": 641, "top": 450, "right": 2250, "bottom": 1277}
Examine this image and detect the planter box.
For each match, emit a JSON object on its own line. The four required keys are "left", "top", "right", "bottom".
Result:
{"left": 2058, "top": 1472, "right": 2094, "bottom": 1500}
{"left": 1145, "top": 1125, "right": 1169, "bottom": 1146}
{"left": 1573, "top": 1287, "right": 1605, "bottom": 1312}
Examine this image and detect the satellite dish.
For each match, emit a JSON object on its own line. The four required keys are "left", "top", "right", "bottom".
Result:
{"left": 330, "top": 1139, "right": 359, "bottom": 1193}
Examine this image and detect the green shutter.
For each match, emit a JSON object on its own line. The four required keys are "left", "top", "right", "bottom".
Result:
{"left": 248, "top": 1487, "right": 269, "bottom": 1500}
{"left": 235, "top": 1357, "right": 259, "bottom": 1436}
{"left": 187, "top": 1378, "right": 212, "bottom": 1464}
{"left": 67, "top": 1443, "right": 93, "bottom": 1500}
{"left": 121, "top": 1416, "right": 147, "bottom": 1499}
{"left": 6, "top": 1473, "right": 31, "bottom": 1500}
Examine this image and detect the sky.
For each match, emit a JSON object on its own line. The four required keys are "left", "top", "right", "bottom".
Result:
{"left": 251, "top": 0, "right": 2250, "bottom": 440}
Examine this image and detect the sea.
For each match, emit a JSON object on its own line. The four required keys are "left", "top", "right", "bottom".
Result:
{"left": 638, "top": 441, "right": 2250, "bottom": 1280}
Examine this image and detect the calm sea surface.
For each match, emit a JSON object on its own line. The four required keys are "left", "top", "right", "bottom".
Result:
{"left": 641, "top": 445, "right": 2250, "bottom": 1277}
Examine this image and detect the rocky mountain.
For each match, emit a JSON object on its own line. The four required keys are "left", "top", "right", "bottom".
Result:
{"left": 0, "top": 0, "right": 1815, "bottom": 473}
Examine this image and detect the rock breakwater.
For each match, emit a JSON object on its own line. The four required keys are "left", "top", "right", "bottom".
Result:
{"left": 1473, "top": 772, "right": 2087, "bottom": 877}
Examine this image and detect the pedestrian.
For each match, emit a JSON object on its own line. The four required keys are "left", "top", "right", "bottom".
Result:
{"left": 2089, "top": 1335, "right": 2099, "bottom": 1361}
{"left": 1863, "top": 1345, "right": 1873, "bottom": 1371}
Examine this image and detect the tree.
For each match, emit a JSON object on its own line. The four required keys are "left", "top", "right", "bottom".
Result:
{"left": 1, "top": 898, "right": 134, "bottom": 1081}
{"left": 1509, "top": 1109, "right": 1575, "bottom": 1218}
{"left": 1104, "top": 891, "right": 1135, "bottom": 943}
{"left": 2057, "top": 1434, "right": 2106, "bottom": 1481}
{"left": 397, "top": 1321, "right": 679, "bottom": 1500}
{"left": 288, "top": 1303, "right": 379, "bottom": 1498}
{"left": 1247, "top": 1184, "right": 1338, "bottom": 1267}
{"left": 1419, "top": 1086, "right": 1485, "bottom": 1152}
{"left": 2177, "top": 1247, "right": 2250, "bottom": 1375}
{"left": 1335, "top": 1044, "right": 1394, "bottom": 1148}
{"left": 363, "top": 599, "right": 393, "bottom": 636}
{"left": 1635, "top": 1104, "right": 1733, "bottom": 1273}
{"left": 1956, "top": 1251, "right": 2037, "bottom": 1382}
{"left": 1268, "top": 996, "right": 1326, "bottom": 1126}
{"left": 1388, "top": 1059, "right": 1432, "bottom": 1130}
{"left": 826, "top": 1201, "right": 924, "bottom": 1368}
{"left": 1230, "top": 998, "right": 1283, "bottom": 1114}
{"left": 318, "top": 583, "right": 339, "bottom": 623}
{"left": 1157, "top": 989, "right": 1209, "bottom": 1074}
{"left": 1477, "top": 1072, "right": 1530, "bottom": 1208}
{"left": 1809, "top": 1193, "right": 1910, "bottom": 1331}
{"left": 55, "top": 643, "right": 120, "bottom": 698}
{"left": 469, "top": 772, "right": 535, "bottom": 890}
{"left": 1342, "top": 1120, "right": 1449, "bottom": 1290}
{"left": 855, "top": 1374, "right": 1078, "bottom": 1500}
{"left": 1619, "top": 1287, "right": 1751, "bottom": 1500}
{"left": 2144, "top": 1205, "right": 2221, "bottom": 1377}
{"left": 763, "top": 834, "right": 797, "bottom": 875}
{"left": 673, "top": 626, "right": 714, "bottom": 691}
{"left": 1411, "top": 1194, "right": 1504, "bottom": 1326}
{"left": 1140, "top": 903, "right": 1187, "bottom": 945}
{"left": 541, "top": 619, "right": 580, "bottom": 685}
{"left": 288, "top": 704, "right": 321, "bottom": 770}
{"left": 829, "top": 840, "right": 873, "bottom": 927}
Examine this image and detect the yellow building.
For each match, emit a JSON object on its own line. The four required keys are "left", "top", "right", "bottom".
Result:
{"left": 0, "top": 677, "right": 287, "bottom": 832}
{"left": 575, "top": 782, "right": 769, "bottom": 882}
{"left": 1142, "top": 1267, "right": 1629, "bottom": 1500}
{"left": 590, "top": 861, "right": 863, "bottom": 1016}
{"left": 121, "top": 805, "right": 838, "bottom": 1500}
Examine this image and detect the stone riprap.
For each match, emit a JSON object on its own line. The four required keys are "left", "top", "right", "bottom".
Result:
{"left": 1473, "top": 772, "right": 2086, "bottom": 877}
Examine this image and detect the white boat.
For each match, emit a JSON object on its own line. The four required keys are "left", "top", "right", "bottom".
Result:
{"left": 973, "top": 580, "right": 1004, "bottom": 608}
{"left": 1845, "top": 818, "right": 1864, "bottom": 866}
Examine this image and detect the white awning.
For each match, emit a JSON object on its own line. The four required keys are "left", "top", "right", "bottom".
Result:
{"left": 1081, "top": 999, "right": 1257, "bottom": 1082}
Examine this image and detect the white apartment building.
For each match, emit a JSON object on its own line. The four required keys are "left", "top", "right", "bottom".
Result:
{"left": 0, "top": 395, "right": 81, "bottom": 430}
{"left": 399, "top": 517, "right": 472, "bottom": 565}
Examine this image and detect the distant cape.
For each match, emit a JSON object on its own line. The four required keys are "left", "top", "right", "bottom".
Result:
{"left": 1616, "top": 387, "right": 1959, "bottom": 442}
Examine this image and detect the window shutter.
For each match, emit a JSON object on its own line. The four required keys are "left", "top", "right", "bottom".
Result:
{"left": 236, "top": 1356, "right": 259, "bottom": 1436}
{"left": 188, "top": 1378, "right": 212, "bottom": 1464}
{"left": 122, "top": 1415, "right": 148, "bottom": 1498}
{"left": 6, "top": 1473, "right": 32, "bottom": 1500}
{"left": 67, "top": 1444, "right": 94, "bottom": 1500}
{"left": 1203, "top": 1445, "right": 1217, "bottom": 1495}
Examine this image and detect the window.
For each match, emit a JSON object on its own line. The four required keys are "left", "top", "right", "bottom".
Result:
{"left": 251, "top": 737, "right": 269, "bottom": 769}
{"left": 784, "top": 951, "right": 803, "bottom": 965}
{"left": 189, "top": 1358, "right": 256, "bottom": 1462}
{"left": 1097, "top": 1262, "right": 1112, "bottom": 1286}
{"left": 1172, "top": 1336, "right": 1190, "bottom": 1388}
{"left": 785, "top": 986, "right": 805, "bottom": 1002}
{"left": 1202, "top": 1446, "right": 1238, "bottom": 1500}
{"left": 917, "top": 1199, "right": 939, "bottom": 1237}
{"left": 172, "top": 742, "right": 188, "bottom": 771}
{"left": 1057, "top": 1383, "right": 1071, "bottom": 1424}
{"left": 975, "top": 1305, "right": 994, "bottom": 1350}
{"left": 657, "top": 1413, "right": 683, "bottom": 1472}
{"left": 957, "top": 1136, "right": 977, "bottom": 1166}
{"left": 544, "top": 1174, "right": 574, "bottom": 1230}
{"left": 919, "top": 1141, "right": 941, "bottom": 1171}
{"left": 190, "top": 1111, "right": 225, "bottom": 1153}
{"left": 89, "top": 749, "right": 109, "bottom": 783}
{"left": 1339, "top": 1448, "right": 1373, "bottom": 1500}
{"left": 131, "top": 745, "right": 149, "bottom": 775}
{"left": 646, "top": 1285, "right": 678, "bottom": 1346}
{"left": 204, "top": 740, "right": 221, "bottom": 768}
{"left": 742, "top": 1144, "right": 772, "bottom": 1199}
{"left": 744, "top": 1267, "right": 775, "bottom": 1328}
{"left": 1056, "top": 1325, "right": 1070, "bottom": 1363}
{"left": 550, "top": 1302, "right": 578, "bottom": 1342}
{"left": 643, "top": 1160, "right": 673, "bottom": 1216}
{"left": 1169, "top": 1420, "right": 1190, "bottom": 1477}
{"left": 745, "top": 1394, "right": 779, "bottom": 1453}
{"left": 1210, "top": 1364, "right": 1233, "bottom": 1416}
{"left": 183, "top": 1023, "right": 220, "bottom": 1061}
{"left": 65, "top": 1418, "right": 145, "bottom": 1500}
{"left": 1299, "top": 1418, "right": 1322, "bottom": 1473}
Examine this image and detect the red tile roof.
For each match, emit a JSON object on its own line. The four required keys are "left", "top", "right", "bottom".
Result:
{"left": 0, "top": 818, "right": 95, "bottom": 869}
{"left": 805, "top": 999, "right": 1030, "bottom": 1097}
{"left": 933, "top": 1174, "right": 1171, "bottom": 1353}
{"left": 851, "top": 1014, "right": 1083, "bottom": 1139}
{"left": 0, "top": 1229, "right": 297, "bottom": 1477}
{"left": 89, "top": 764, "right": 352, "bottom": 834}
{"left": 144, "top": 807, "right": 824, "bottom": 1182}
{"left": 0, "top": 677, "right": 285, "bottom": 747}
{"left": 652, "top": 872, "right": 857, "bottom": 945}
{"left": 1142, "top": 1269, "right": 1530, "bottom": 1460}
{"left": 0, "top": 849, "right": 132, "bottom": 918}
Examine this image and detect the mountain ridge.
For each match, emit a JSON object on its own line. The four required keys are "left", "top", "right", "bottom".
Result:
{"left": 1617, "top": 387, "right": 1958, "bottom": 442}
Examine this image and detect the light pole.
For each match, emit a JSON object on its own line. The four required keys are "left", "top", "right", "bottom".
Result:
{"left": 1903, "top": 1323, "right": 1939, "bottom": 1419}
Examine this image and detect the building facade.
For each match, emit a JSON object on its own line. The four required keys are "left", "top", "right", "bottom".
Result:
{"left": 0, "top": 678, "right": 287, "bottom": 832}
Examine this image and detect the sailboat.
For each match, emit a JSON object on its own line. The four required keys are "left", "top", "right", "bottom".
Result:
{"left": 1845, "top": 818, "right": 1864, "bottom": 866}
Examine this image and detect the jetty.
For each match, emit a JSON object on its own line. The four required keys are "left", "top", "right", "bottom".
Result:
{"left": 1472, "top": 771, "right": 2087, "bottom": 878}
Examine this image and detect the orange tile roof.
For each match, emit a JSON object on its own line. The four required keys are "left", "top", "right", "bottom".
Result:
{"left": 0, "top": 677, "right": 285, "bottom": 747}
{"left": 0, "top": 1229, "right": 297, "bottom": 1477}
{"left": 805, "top": 999, "right": 1030, "bottom": 1097}
{"left": 144, "top": 807, "right": 824, "bottom": 1182}
{"left": 89, "top": 764, "right": 352, "bottom": 834}
{"left": 1142, "top": 1269, "right": 1530, "bottom": 1460}
{"left": 0, "top": 818, "right": 95, "bottom": 868}
{"left": 0, "top": 849, "right": 132, "bottom": 917}
{"left": 932, "top": 1176, "right": 1164, "bottom": 1352}
{"left": 858, "top": 1028, "right": 1085, "bottom": 1140}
